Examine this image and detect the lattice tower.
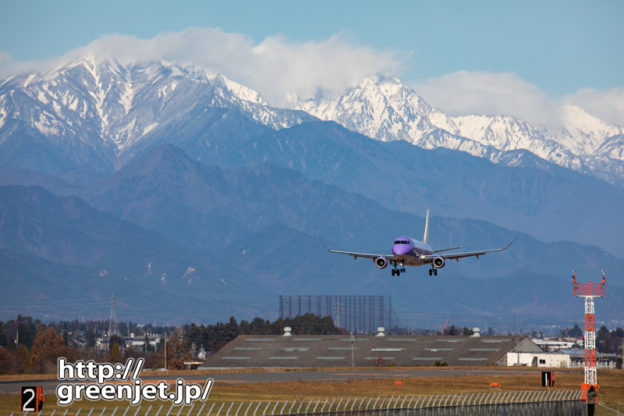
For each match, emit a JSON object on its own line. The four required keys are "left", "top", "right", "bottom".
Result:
{"left": 572, "top": 270, "right": 605, "bottom": 399}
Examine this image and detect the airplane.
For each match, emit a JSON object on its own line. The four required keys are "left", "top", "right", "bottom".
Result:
{"left": 327, "top": 210, "right": 515, "bottom": 276}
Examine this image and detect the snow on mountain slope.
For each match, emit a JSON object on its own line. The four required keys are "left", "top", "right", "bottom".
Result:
{"left": 0, "top": 57, "right": 312, "bottom": 154}
{"left": 448, "top": 114, "right": 585, "bottom": 171}
{"left": 300, "top": 76, "right": 624, "bottom": 184}
{"left": 549, "top": 105, "right": 623, "bottom": 155}
{"left": 1, "top": 59, "right": 622, "bottom": 184}
{"left": 299, "top": 75, "right": 455, "bottom": 143}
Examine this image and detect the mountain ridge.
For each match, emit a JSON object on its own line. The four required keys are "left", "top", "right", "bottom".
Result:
{"left": 0, "top": 184, "right": 274, "bottom": 322}
{"left": 0, "top": 58, "right": 314, "bottom": 177}
{"left": 1, "top": 58, "right": 623, "bottom": 255}
{"left": 83, "top": 143, "right": 624, "bottom": 280}
{"left": 2, "top": 153, "right": 623, "bottom": 325}
{"left": 298, "top": 75, "right": 624, "bottom": 184}
{"left": 175, "top": 120, "right": 624, "bottom": 256}
{"left": 2, "top": 59, "right": 622, "bottom": 184}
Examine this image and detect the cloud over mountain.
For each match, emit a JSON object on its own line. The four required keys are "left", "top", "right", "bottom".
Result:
{"left": 411, "top": 71, "right": 624, "bottom": 128}
{"left": 0, "top": 27, "right": 403, "bottom": 109}
{"left": 1, "top": 27, "right": 621, "bottom": 128}
{"left": 562, "top": 87, "right": 624, "bottom": 127}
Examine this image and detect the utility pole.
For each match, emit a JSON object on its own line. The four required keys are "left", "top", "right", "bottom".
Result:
{"left": 15, "top": 315, "right": 19, "bottom": 348}
{"left": 349, "top": 332, "right": 355, "bottom": 367}
{"left": 107, "top": 294, "right": 117, "bottom": 352}
{"left": 164, "top": 331, "right": 167, "bottom": 370}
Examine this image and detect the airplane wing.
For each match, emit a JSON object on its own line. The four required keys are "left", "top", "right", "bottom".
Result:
{"left": 431, "top": 246, "right": 463, "bottom": 254}
{"left": 421, "top": 239, "right": 516, "bottom": 262}
{"left": 328, "top": 249, "right": 397, "bottom": 261}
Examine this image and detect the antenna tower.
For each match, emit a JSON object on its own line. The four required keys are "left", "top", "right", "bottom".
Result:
{"left": 108, "top": 294, "right": 117, "bottom": 347}
{"left": 572, "top": 270, "right": 605, "bottom": 400}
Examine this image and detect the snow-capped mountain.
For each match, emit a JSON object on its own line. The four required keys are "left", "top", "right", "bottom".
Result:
{"left": 0, "top": 57, "right": 313, "bottom": 173}
{"left": 2, "top": 58, "right": 622, "bottom": 184}
{"left": 298, "top": 76, "right": 447, "bottom": 142}
{"left": 299, "top": 76, "right": 624, "bottom": 184}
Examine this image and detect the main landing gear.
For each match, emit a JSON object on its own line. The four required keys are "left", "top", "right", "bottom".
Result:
{"left": 429, "top": 268, "right": 438, "bottom": 276}
{"left": 392, "top": 267, "right": 406, "bottom": 276}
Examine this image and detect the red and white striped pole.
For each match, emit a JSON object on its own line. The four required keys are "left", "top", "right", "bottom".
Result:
{"left": 572, "top": 270, "right": 605, "bottom": 400}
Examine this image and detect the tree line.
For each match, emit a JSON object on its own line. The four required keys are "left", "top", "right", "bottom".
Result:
{"left": 2, "top": 314, "right": 621, "bottom": 375}
{"left": 0, "top": 313, "right": 339, "bottom": 374}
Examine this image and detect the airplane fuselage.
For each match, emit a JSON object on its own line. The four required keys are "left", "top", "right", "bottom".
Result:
{"left": 327, "top": 209, "right": 514, "bottom": 276}
{"left": 391, "top": 236, "right": 432, "bottom": 266}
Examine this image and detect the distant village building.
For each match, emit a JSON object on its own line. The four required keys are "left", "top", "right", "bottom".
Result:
{"left": 124, "top": 334, "right": 161, "bottom": 350}
{"left": 559, "top": 348, "right": 620, "bottom": 369}
{"left": 530, "top": 338, "right": 579, "bottom": 352}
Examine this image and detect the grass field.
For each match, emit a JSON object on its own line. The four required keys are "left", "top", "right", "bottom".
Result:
{"left": 1, "top": 367, "right": 622, "bottom": 415}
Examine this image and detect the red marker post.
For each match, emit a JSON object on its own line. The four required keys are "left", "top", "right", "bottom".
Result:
{"left": 21, "top": 386, "right": 46, "bottom": 412}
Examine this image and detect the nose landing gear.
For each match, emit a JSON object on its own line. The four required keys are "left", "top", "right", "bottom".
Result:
{"left": 391, "top": 266, "right": 406, "bottom": 276}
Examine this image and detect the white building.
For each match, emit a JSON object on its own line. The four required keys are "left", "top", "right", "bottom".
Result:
{"left": 505, "top": 352, "right": 571, "bottom": 367}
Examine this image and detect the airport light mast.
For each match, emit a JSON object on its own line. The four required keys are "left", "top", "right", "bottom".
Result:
{"left": 572, "top": 270, "right": 605, "bottom": 399}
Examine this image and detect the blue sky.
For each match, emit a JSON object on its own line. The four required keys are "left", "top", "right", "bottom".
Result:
{"left": 2, "top": 0, "right": 623, "bottom": 95}
{"left": 1, "top": 0, "right": 623, "bottom": 124}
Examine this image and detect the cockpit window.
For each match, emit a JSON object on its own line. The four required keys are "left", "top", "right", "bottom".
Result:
{"left": 394, "top": 240, "right": 410, "bottom": 244}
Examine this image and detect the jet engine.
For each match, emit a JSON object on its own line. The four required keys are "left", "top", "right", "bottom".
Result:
{"left": 432, "top": 256, "right": 446, "bottom": 269}
{"left": 375, "top": 256, "right": 389, "bottom": 269}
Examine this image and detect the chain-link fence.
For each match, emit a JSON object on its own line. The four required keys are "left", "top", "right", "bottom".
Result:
{"left": 14, "top": 390, "right": 586, "bottom": 416}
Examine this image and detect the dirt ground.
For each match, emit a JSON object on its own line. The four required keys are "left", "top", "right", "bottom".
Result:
{"left": 0, "top": 366, "right": 622, "bottom": 415}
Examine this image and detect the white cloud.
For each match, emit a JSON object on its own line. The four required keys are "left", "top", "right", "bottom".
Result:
{"left": 410, "top": 71, "right": 563, "bottom": 127}
{"left": 561, "top": 88, "right": 624, "bottom": 128}
{"left": 410, "top": 71, "right": 624, "bottom": 128}
{"left": 0, "top": 27, "right": 403, "bottom": 108}
{"left": 1, "top": 28, "right": 621, "bottom": 128}
{"left": 0, "top": 51, "right": 12, "bottom": 68}
{"left": 0, "top": 51, "right": 37, "bottom": 79}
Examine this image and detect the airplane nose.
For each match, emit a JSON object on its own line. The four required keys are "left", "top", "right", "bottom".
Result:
{"left": 392, "top": 244, "right": 411, "bottom": 255}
